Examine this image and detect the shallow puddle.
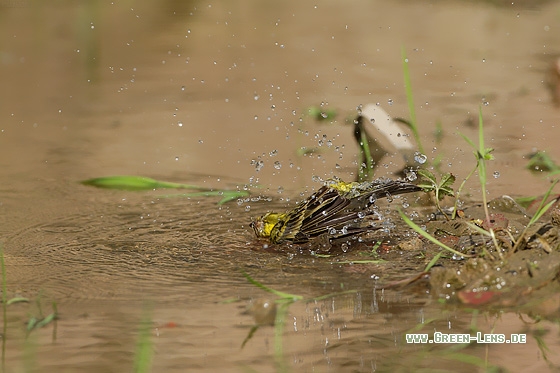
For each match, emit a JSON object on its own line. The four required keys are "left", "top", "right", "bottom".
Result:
{"left": 1, "top": 0, "right": 560, "bottom": 372}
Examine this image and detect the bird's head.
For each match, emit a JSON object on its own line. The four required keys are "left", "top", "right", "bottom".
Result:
{"left": 250, "top": 212, "right": 282, "bottom": 238}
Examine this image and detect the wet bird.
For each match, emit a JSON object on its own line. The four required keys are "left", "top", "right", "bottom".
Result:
{"left": 250, "top": 178, "right": 422, "bottom": 244}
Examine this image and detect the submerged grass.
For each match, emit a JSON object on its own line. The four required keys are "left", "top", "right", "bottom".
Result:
{"left": 0, "top": 245, "right": 61, "bottom": 372}
{"left": 527, "top": 150, "right": 560, "bottom": 174}
{"left": 133, "top": 312, "right": 154, "bottom": 373}
{"left": 25, "top": 299, "right": 58, "bottom": 339}
{"left": 241, "top": 272, "right": 355, "bottom": 371}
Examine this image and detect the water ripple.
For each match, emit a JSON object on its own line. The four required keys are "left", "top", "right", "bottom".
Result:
{"left": 3, "top": 195, "right": 257, "bottom": 303}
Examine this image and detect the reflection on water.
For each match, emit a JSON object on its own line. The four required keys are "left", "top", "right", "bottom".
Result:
{"left": 1, "top": 0, "right": 560, "bottom": 371}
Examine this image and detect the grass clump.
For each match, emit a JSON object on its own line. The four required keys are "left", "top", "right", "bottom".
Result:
{"left": 395, "top": 54, "right": 558, "bottom": 264}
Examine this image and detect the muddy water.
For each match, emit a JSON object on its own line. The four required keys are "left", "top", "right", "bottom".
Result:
{"left": 1, "top": 0, "right": 560, "bottom": 372}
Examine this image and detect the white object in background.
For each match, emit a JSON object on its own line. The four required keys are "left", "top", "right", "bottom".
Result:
{"left": 360, "top": 104, "right": 417, "bottom": 167}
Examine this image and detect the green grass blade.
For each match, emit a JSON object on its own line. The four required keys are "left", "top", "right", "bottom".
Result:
{"left": 528, "top": 180, "right": 559, "bottom": 226}
{"left": 423, "top": 251, "right": 443, "bottom": 272}
{"left": 83, "top": 176, "right": 249, "bottom": 204}
{"left": 358, "top": 125, "right": 374, "bottom": 181}
{"left": 241, "top": 325, "right": 260, "bottom": 349}
{"left": 35, "top": 313, "right": 56, "bottom": 329}
{"left": 81, "top": 175, "right": 205, "bottom": 191}
{"left": 6, "top": 297, "right": 30, "bottom": 305}
{"left": 242, "top": 272, "right": 303, "bottom": 301}
{"left": 457, "top": 131, "right": 477, "bottom": 150}
{"left": 464, "top": 221, "right": 493, "bottom": 237}
{"left": 26, "top": 317, "right": 38, "bottom": 332}
{"left": 274, "top": 303, "right": 290, "bottom": 372}
{"left": 398, "top": 209, "right": 471, "bottom": 258}
{"left": 478, "top": 107, "right": 491, "bottom": 160}
{"left": 133, "top": 315, "right": 153, "bottom": 373}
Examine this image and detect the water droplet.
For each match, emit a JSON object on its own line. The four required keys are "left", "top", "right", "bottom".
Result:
{"left": 273, "top": 161, "right": 282, "bottom": 170}
{"left": 405, "top": 170, "right": 417, "bottom": 181}
{"left": 198, "top": 139, "right": 203, "bottom": 144}
{"left": 493, "top": 171, "right": 500, "bottom": 178}
{"left": 329, "top": 228, "right": 337, "bottom": 235}
{"left": 251, "top": 159, "right": 264, "bottom": 172}
{"left": 388, "top": 99, "right": 393, "bottom": 105}
{"left": 175, "top": 156, "right": 179, "bottom": 161}
{"left": 178, "top": 121, "right": 183, "bottom": 127}
{"left": 269, "top": 150, "right": 278, "bottom": 157}
{"left": 414, "top": 152, "right": 427, "bottom": 164}
{"left": 254, "top": 93, "right": 260, "bottom": 101}
{"left": 357, "top": 211, "right": 366, "bottom": 219}
{"left": 341, "top": 243, "right": 349, "bottom": 252}
{"left": 356, "top": 104, "right": 363, "bottom": 114}
{"left": 245, "top": 205, "right": 251, "bottom": 212}
{"left": 451, "top": 253, "right": 464, "bottom": 261}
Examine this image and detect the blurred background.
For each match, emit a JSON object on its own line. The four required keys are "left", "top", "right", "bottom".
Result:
{"left": 2, "top": 0, "right": 559, "bottom": 197}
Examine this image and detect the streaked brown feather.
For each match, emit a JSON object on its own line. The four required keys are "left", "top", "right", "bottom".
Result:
{"left": 268, "top": 179, "right": 421, "bottom": 244}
